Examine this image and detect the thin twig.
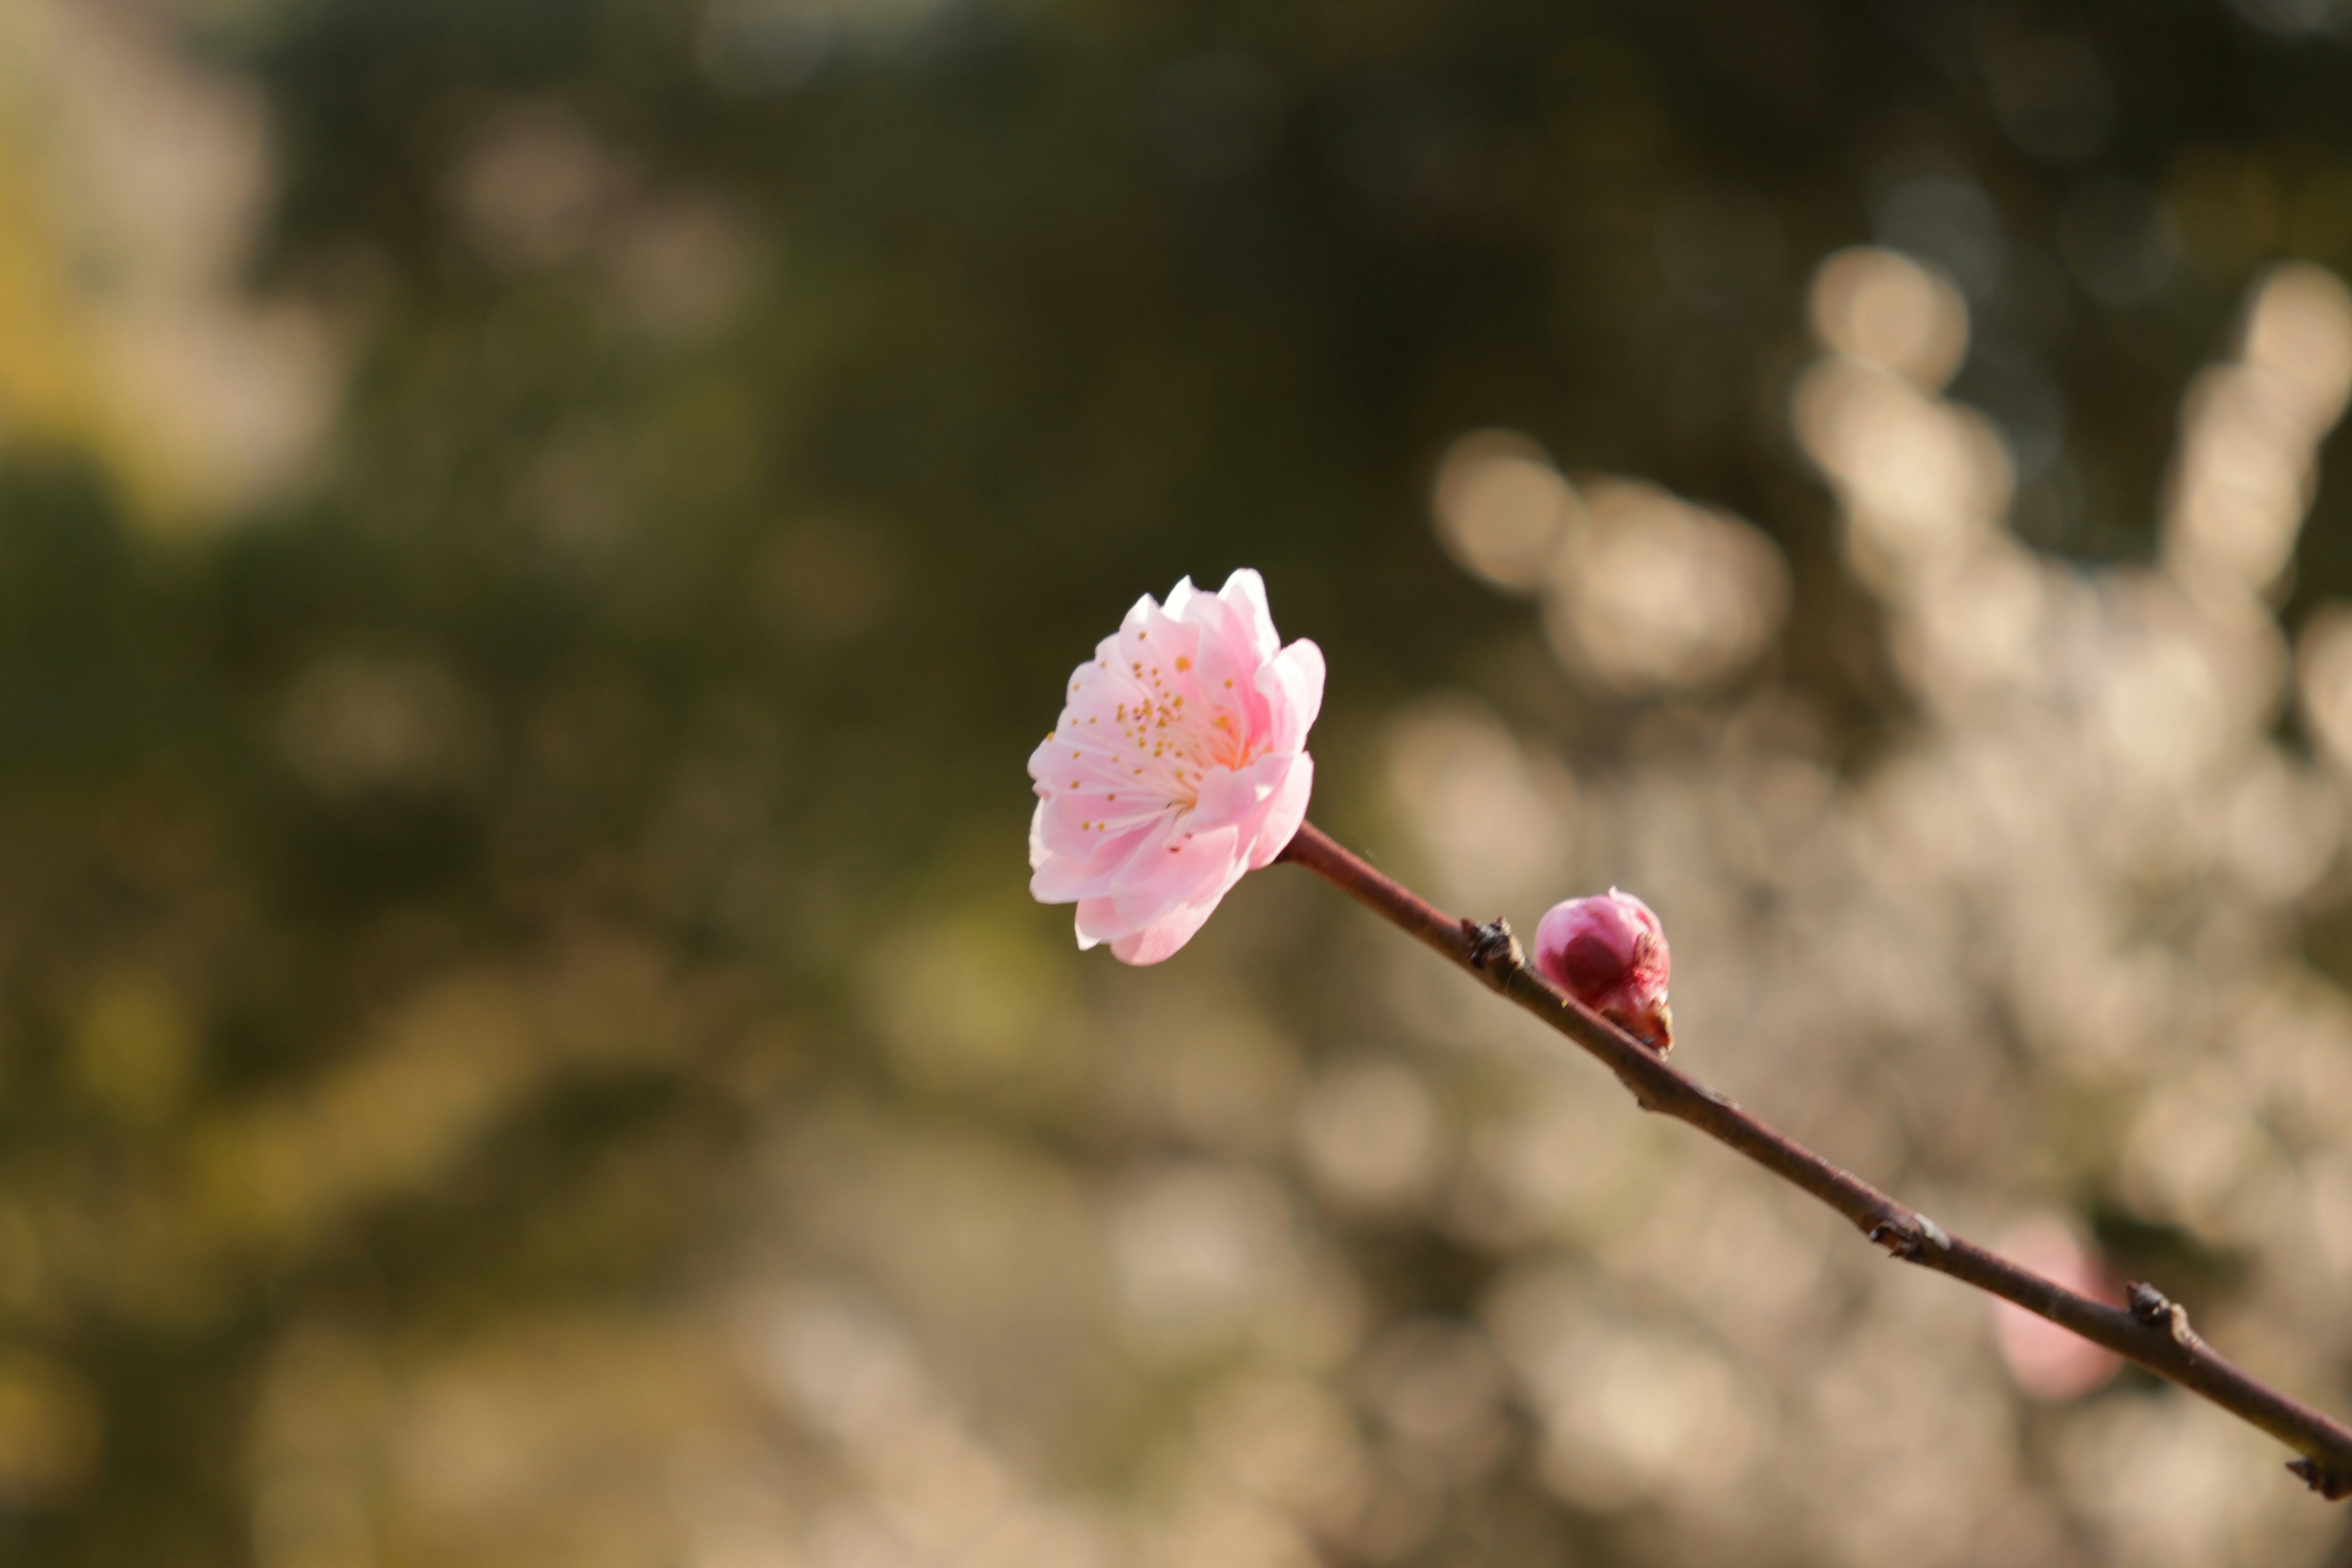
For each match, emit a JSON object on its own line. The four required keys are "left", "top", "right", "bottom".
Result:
{"left": 1276, "top": 818, "right": 2352, "bottom": 1501}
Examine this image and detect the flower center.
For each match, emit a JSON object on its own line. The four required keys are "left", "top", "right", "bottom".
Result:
{"left": 1112, "top": 682, "right": 1256, "bottom": 812}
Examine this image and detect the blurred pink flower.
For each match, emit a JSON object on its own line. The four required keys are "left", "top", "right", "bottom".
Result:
{"left": 1991, "top": 1218, "right": 2123, "bottom": 1401}
{"left": 1028, "top": 570, "right": 1324, "bottom": 965}
{"left": 1532, "top": 889, "right": 1673, "bottom": 1051}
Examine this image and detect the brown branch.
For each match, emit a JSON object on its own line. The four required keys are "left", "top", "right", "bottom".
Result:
{"left": 1276, "top": 819, "right": 2352, "bottom": 1501}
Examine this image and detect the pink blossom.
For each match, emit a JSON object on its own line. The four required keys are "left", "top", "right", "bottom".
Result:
{"left": 1531, "top": 889, "right": 1673, "bottom": 1052}
{"left": 1991, "top": 1218, "right": 2123, "bottom": 1401}
{"left": 1028, "top": 570, "right": 1324, "bottom": 965}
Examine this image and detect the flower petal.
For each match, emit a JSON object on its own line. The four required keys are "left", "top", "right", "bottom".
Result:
{"left": 1107, "top": 821, "right": 1245, "bottom": 930}
{"left": 1072, "top": 894, "right": 1122, "bottom": 950}
{"left": 1256, "top": 638, "right": 1325, "bottom": 754}
{"left": 1109, "top": 894, "right": 1224, "bottom": 965}
{"left": 1245, "top": 752, "right": 1313, "bottom": 868}
{"left": 1189, "top": 753, "right": 1281, "bottom": 829}
{"left": 1216, "top": 568, "right": 1284, "bottom": 662}
{"left": 1030, "top": 809, "right": 1164, "bottom": 902}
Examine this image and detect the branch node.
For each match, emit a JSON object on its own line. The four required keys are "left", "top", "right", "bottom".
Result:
{"left": 2127, "top": 1281, "right": 2198, "bottom": 1345}
{"left": 1616, "top": 1067, "right": 1675, "bottom": 1114}
{"left": 1868, "top": 1211, "right": 1949, "bottom": 1261}
{"left": 2290, "top": 1458, "right": 2352, "bottom": 1501}
{"left": 1462, "top": 918, "right": 1524, "bottom": 989}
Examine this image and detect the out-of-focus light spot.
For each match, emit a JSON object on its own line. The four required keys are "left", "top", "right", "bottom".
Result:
{"left": 1382, "top": 697, "right": 1575, "bottom": 912}
{"left": 448, "top": 104, "right": 617, "bottom": 271}
{"left": 2095, "top": 634, "right": 2230, "bottom": 785}
{"left": 2122, "top": 1068, "right": 2282, "bottom": 1243}
{"left": 1896, "top": 538, "right": 2047, "bottom": 697}
{"left": 2163, "top": 366, "right": 2314, "bottom": 591}
{"left": 1446, "top": 1085, "right": 1649, "bottom": 1250}
{"left": 802, "top": 1506, "right": 923, "bottom": 1568}
{"left": 2070, "top": 946, "right": 2209, "bottom": 1077}
{"left": 1543, "top": 478, "right": 1790, "bottom": 693}
{"left": 2299, "top": 603, "right": 2352, "bottom": 772}
{"left": 2059, "top": 1396, "right": 2276, "bottom": 1567}
{"left": 2240, "top": 261, "right": 2352, "bottom": 430}
{"left": 603, "top": 192, "right": 755, "bottom": 342}
{"left": 1600, "top": 1171, "right": 1828, "bottom": 1341}
{"left": 0, "top": 1, "right": 341, "bottom": 525}
{"left": 1110, "top": 1166, "right": 1294, "bottom": 1352}
{"left": 2230, "top": 980, "right": 2352, "bottom": 1151}
{"left": 72, "top": 972, "right": 197, "bottom": 1128}
{"left": 1153, "top": 1494, "right": 1317, "bottom": 1568}
{"left": 1807, "top": 247, "right": 1970, "bottom": 389}
{"left": 1491, "top": 1295, "right": 1762, "bottom": 1510}
{"left": 1793, "top": 357, "right": 2011, "bottom": 589}
{"left": 1428, "top": 431, "right": 1577, "bottom": 593}
{"left": 1196, "top": 1373, "right": 1368, "bottom": 1533}
{"left": 1987, "top": 1217, "right": 2121, "bottom": 1401}
{"left": 279, "top": 655, "right": 486, "bottom": 797}
{"left": 734, "top": 1286, "right": 1110, "bottom": 1568}
{"left": 0, "top": 1353, "right": 101, "bottom": 1507}
{"left": 671, "top": 1453, "right": 802, "bottom": 1568}
{"left": 742, "top": 1286, "right": 929, "bottom": 1442}
{"left": 2163, "top": 262, "right": 2352, "bottom": 595}
{"left": 1295, "top": 1059, "right": 1443, "bottom": 1215}
{"left": 1874, "top": 176, "right": 2007, "bottom": 300}
{"left": 1983, "top": 37, "right": 2115, "bottom": 168}
{"left": 1430, "top": 442, "right": 1787, "bottom": 692}
{"left": 1358, "top": 1319, "right": 1509, "bottom": 1478}
{"left": 2293, "top": 1153, "right": 2352, "bottom": 1294}
{"left": 1805, "top": 1310, "right": 2019, "bottom": 1559}
{"left": 863, "top": 1417, "right": 1017, "bottom": 1558}
{"left": 2223, "top": 745, "right": 2340, "bottom": 900}
{"left": 1343, "top": 1476, "right": 1444, "bottom": 1565}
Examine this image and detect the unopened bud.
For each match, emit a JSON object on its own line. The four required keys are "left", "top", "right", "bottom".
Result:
{"left": 1532, "top": 889, "right": 1673, "bottom": 1053}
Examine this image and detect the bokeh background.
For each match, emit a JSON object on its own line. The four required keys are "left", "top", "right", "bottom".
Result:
{"left": 6, "top": 0, "right": 2352, "bottom": 1564}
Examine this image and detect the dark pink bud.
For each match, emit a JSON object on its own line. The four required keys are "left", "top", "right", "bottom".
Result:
{"left": 1532, "top": 889, "right": 1673, "bottom": 1054}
